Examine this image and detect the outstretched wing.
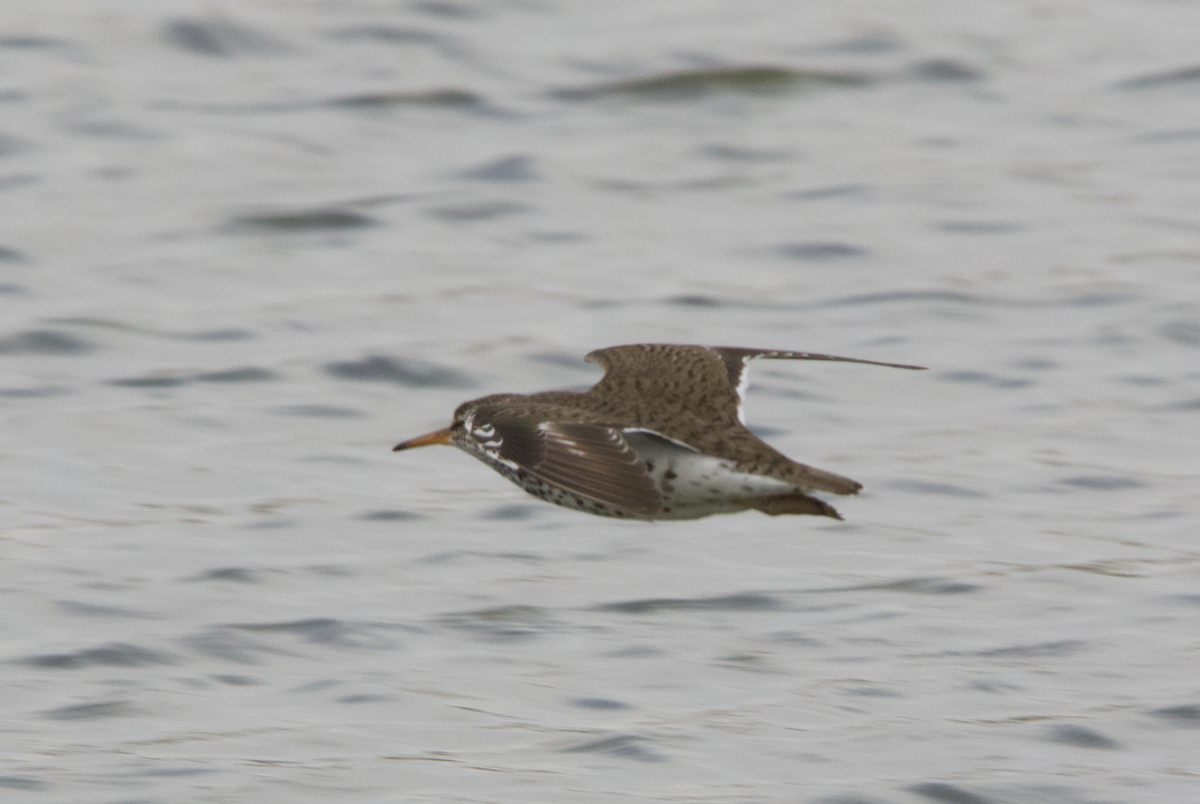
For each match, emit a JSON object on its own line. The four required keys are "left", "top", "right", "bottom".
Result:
{"left": 468, "top": 405, "right": 662, "bottom": 516}
{"left": 583, "top": 344, "right": 745, "bottom": 424}
{"left": 585, "top": 343, "right": 925, "bottom": 425}
{"left": 581, "top": 344, "right": 923, "bottom": 497}
{"left": 710, "top": 347, "right": 926, "bottom": 423}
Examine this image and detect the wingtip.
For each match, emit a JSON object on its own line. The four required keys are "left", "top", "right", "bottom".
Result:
{"left": 858, "top": 359, "right": 928, "bottom": 371}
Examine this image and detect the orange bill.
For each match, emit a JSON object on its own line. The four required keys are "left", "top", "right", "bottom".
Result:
{"left": 393, "top": 427, "right": 452, "bottom": 451}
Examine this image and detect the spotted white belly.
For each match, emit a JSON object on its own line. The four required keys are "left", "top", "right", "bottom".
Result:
{"left": 622, "top": 431, "right": 798, "bottom": 520}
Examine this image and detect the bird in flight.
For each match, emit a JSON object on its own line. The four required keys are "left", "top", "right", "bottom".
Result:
{"left": 393, "top": 343, "right": 924, "bottom": 520}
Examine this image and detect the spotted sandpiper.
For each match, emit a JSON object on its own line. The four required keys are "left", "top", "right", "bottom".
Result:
{"left": 393, "top": 344, "right": 925, "bottom": 520}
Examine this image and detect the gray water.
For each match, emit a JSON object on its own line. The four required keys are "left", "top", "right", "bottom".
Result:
{"left": 2, "top": 1, "right": 1199, "bottom": 802}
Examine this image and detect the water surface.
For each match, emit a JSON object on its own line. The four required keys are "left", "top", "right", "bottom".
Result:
{"left": 2, "top": 1, "right": 1199, "bottom": 801}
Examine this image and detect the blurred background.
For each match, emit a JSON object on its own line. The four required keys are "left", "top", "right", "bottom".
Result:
{"left": 1, "top": 1, "right": 1198, "bottom": 801}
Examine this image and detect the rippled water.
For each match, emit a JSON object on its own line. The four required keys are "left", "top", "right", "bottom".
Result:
{"left": 2, "top": 1, "right": 1199, "bottom": 802}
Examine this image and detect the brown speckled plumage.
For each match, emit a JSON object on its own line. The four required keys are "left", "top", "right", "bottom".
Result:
{"left": 393, "top": 343, "right": 925, "bottom": 520}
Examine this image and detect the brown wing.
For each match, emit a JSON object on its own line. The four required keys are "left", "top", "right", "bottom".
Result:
{"left": 471, "top": 407, "right": 662, "bottom": 516}
{"left": 583, "top": 344, "right": 744, "bottom": 425}
{"left": 708, "top": 347, "right": 926, "bottom": 400}
{"left": 582, "top": 344, "right": 920, "bottom": 496}
{"left": 584, "top": 344, "right": 925, "bottom": 423}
